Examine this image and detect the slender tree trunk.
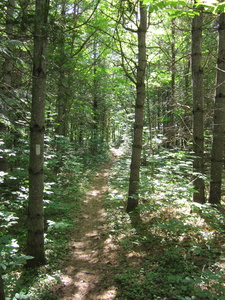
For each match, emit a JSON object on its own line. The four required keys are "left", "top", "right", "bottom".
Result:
{"left": 55, "top": 0, "right": 68, "bottom": 170}
{"left": 0, "top": 0, "right": 15, "bottom": 172}
{"left": 2, "top": 0, "right": 14, "bottom": 89}
{"left": 26, "top": 0, "right": 49, "bottom": 268}
{"left": 91, "top": 40, "right": 99, "bottom": 153}
{"left": 127, "top": 1, "right": 147, "bottom": 212}
{"left": 209, "top": 12, "right": 225, "bottom": 205}
{"left": 183, "top": 58, "right": 191, "bottom": 147}
{"left": 56, "top": 0, "right": 67, "bottom": 140}
{"left": 165, "top": 18, "right": 176, "bottom": 148}
{"left": 192, "top": 7, "right": 205, "bottom": 203}
{"left": 56, "top": 67, "right": 67, "bottom": 138}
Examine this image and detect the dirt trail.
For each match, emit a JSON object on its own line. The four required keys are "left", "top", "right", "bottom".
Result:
{"left": 54, "top": 151, "right": 122, "bottom": 300}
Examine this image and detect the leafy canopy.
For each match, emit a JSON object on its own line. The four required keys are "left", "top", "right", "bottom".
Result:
{"left": 143, "top": 0, "right": 225, "bottom": 15}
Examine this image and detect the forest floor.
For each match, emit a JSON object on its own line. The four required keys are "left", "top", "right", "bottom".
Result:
{"left": 48, "top": 147, "right": 225, "bottom": 300}
{"left": 52, "top": 149, "right": 125, "bottom": 300}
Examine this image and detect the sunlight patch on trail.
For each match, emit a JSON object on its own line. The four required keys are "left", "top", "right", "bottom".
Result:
{"left": 53, "top": 155, "right": 122, "bottom": 300}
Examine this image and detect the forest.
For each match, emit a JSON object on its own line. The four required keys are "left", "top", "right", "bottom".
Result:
{"left": 1, "top": 0, "right": 225, "bottom": 299}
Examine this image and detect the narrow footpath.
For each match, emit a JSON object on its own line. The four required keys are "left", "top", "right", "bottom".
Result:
{"left": 54, "top": 152, "right": 122, "bottom": 300}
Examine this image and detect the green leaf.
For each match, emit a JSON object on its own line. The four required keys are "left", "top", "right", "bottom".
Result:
{"left": 216, "top": 3, "right": 225, "bottom": 13}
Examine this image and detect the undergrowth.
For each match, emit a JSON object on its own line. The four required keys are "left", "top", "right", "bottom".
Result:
{"left": 2, "top": 140, "right": 225, "bottom": 299}
{"left": 0, "top": 136, "right": 109, "bottom": 300}
{"left": 106, "top": 147, "right": 225, "bottom": 300}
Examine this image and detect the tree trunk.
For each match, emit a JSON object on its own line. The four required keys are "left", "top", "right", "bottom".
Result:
{"left": 192, "top": 7, "right": 205, "bottom": 203}
{"left": 55, "top": 0, "right": 68, "bottom": 168}
{"left": 209, "top": 12, "right": 225, "bottom": 205}
{"left": 127, "top": 1, "right": 147, "bottom": 212}
{"left": 91, "top": 40, "right": 100, "bottom": 153}
{"left": 26, "top": 0, "right": 49, "bottom": 268}
{"left": 2, "top": 0, "right": 15, "bottom": 89}
{"left": 56, "top": 0, "right": 68, "bottom": 140}
{"left": 0, "top": 0, "right": 15, "bottom": 172}
{"left": 165, "top": 19, "right": 176, "bottom": 148}
{"left": 56, "top": 68, "right": 67, "bottom": 138}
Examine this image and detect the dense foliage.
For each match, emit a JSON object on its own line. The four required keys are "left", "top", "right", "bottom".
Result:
{"left": 1, "top": 0, "right": 225, "bottom": 299}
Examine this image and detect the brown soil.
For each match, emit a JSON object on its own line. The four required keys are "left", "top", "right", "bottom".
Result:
{"left": 53, "top": 150, "right": 123, "bottom": 300}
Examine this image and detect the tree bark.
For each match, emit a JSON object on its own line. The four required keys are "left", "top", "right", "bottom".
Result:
{"left": 0, "top": 0, "right": 15, "bottom": 172}
{"left": 55, "top": 0, "right": 69, "bottom": 171}
{"left": 127, "top": 1, "right": 147, "bottom": 212}
{"left": 2, "top": 0, "right": 15, "bottom": 89}
{"left": 26, "top": 0, "right": 49, "bottom": 267}
{"left": 91, "top": 40, "right": 99, "bottom": 153}
{"left": 209, "top": 12, "right": 225, "bottom": 205}
{"left": 56, "top": 0, "right": 68, "bottom": 140}
{"left": 192, "top": 6, "right": 205, "bottom": 203}
{"left": 165, "top": 18, "right": 175, "bottom": 148}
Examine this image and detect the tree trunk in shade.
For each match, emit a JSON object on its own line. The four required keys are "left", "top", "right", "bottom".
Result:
{"left": 209, "top": 12, "right": 225, "bottom": 205}
{"left": 0, "top": 0, "right": 15, "bottom": 172}
{"left": 127, "top": 1, "right": 147, "bottom": 212}
{"left": 26, "top": 0, "right": 49, "bottom": 267}
{"left": 192, "top": 6, "right": 205, "bottom": 204}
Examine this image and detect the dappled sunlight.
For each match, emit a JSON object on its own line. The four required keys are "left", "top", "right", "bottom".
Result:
{"left": 94, "top": 287, "right": 117, "bottom": 300}
{"left": 88, "top": 190, "right": 100, "bottom": 196}
{"left": 50, "top": 148, "right": 225, "bottom": 299}
{"left": 104, "top": 150, "right": 225, "bottom": 299}
{"left": 53, "top": 160, "right": 121, "bottom": 300}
